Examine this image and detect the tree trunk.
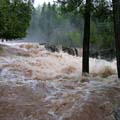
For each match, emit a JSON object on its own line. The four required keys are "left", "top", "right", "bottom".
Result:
{"left": 82, "top": 0, "right": 91, "bottom": 74}
{"left": 112, "top": 0, "right": 120, "bottom": 78}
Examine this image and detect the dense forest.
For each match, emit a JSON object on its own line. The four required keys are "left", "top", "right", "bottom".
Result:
{"left": 27, "top": 0, "right": 113, "bottom": 50}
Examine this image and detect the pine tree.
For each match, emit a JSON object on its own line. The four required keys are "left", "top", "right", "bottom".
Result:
{"left": 0, "top": 0, "right": 32, "bottom": 40}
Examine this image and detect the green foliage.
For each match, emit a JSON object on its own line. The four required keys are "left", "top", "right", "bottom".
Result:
{"left": 90, "top": 20, "right": 99, "bottom": 44}
{"left": 92, "top": 0, "right": 112, "bottom": 22}
{"left": 0, "top": 0, "right": 32, "bottom": 40}
{"left": 28, "top": 2, "right": 83, "bottom": 47}
{"left": 68, "top": 31, "right": 82, "bottom": 47}
{"left": 28, "top": 0, "right": 113, "bottom": 50}
{"left": 56, "top": 0, "right": 114, "bottom": 50}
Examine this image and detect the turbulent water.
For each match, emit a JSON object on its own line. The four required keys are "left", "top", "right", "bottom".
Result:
{"left": 0, "top": 42, "right": 119, "bottom": 120}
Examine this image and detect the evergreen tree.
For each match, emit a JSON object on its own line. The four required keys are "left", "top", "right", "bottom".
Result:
{"left": 0, "top": 0, "right": 33, "bottom": 40}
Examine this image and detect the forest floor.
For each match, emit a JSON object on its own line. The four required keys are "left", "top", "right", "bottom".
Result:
{"left": 0, "top": 42, "right": 120, "bottom": 120}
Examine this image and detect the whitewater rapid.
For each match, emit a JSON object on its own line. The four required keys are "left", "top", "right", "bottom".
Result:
{"left": 0, "top": 42, "right": 118, "bottom": 120}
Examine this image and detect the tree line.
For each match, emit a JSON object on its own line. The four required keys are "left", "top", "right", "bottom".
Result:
{"left": 28, "top": 0, "right": 114, "bottom": 50}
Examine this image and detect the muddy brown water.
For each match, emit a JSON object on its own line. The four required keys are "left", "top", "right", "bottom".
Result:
{"left": 0, "top": 43, "right": 119, "bottom": 120}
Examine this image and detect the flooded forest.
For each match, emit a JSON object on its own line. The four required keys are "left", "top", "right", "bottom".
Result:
{"left": 0, "top": 0, "right": 120, "bottom": 120}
